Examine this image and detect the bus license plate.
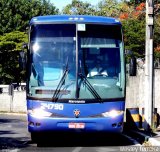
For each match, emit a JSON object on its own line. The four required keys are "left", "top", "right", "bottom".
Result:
{"left": 68, "top": 123, "right": 85, "bottom": 129}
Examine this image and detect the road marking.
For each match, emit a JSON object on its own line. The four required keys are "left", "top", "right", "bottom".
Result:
{"left": 72, "top": 147, "right": 82, "bottom": 152}
{"left": 8, "top": 149, "right": 20, "bottom": 152}
{"left": 95, "top": 147, "right": 119, "bottom": 152}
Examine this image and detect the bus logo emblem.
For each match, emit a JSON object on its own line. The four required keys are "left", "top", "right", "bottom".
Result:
{"left": 74, "top": 109, "right": 80, "bottom": 118}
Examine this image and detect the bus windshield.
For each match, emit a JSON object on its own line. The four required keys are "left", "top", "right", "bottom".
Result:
{"left": 28, "top": 24, "right": 125, "bottom": 101}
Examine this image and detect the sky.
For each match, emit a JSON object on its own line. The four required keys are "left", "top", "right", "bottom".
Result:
{"left": 50, "top": 0, "right": 100, "bottom": 11}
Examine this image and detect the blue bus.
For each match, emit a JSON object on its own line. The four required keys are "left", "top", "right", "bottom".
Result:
{"left": 26, "top": 15, "right": 126, "bottom": 141}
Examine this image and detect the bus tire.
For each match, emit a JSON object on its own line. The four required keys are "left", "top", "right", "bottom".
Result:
{"left": 31, "top": 132, "right": 38, "bottom": 143}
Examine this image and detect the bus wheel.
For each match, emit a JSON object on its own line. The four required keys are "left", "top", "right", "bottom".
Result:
{"left": 31, "top": 132, "right": 38, "bottom": 143}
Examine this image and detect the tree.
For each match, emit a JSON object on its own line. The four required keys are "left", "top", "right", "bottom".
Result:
{"left": 96, "top": 0, "right": 121, "bottom": 17}
{"left": 122, "top": 18, "right": 145, "bottom": 57}
{"left": 126, "top": 0, "right": 145, "bottom": 6}
{"left": 154, "top": 1, "right": 160, "bottom": 57}
{"left": 0, "top": 0, "right": 59, "bottom": 84}
{"left": 154, "top": 15, "right": 160, "bottom": 58}
{"left": 118, "top": 2, "right": 146, "bottom": 58}
{"left": 62, "top": 0, "right": 96, "bottom": 15}
{"left": 0, "top": 0, "right": 58, "bottom": 35}
{"left": 0, "top": 31, "right": 27, "bottom": 83}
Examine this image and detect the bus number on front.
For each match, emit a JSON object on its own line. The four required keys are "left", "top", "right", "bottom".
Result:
{"left": 41, "top": 103, "right": 64, "bottom": 110}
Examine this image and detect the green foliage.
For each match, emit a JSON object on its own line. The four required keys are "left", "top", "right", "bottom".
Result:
{"left": 154, "top": 17, "right": 160, "bottom": 58}
{"left": 0, "top": 0, "right": 59, "bottom": 84}
{"left": 96, "top": 0, "right": 121, "bottom": 17}
{"left": 0, "top": 31, "right": 28, "bottom": 51}
{"left": 62, "top": 0, "right": 96, "bottom": 15}
{"left": 0, "top": 51, "right": 20, "bottom": 84}
{"left": 122, "top": 18, "right": 145, "bottom": 56}
{"left": 126, "top": 0, "right": 145, "bottom": 6}
{"left": 0, "top": 0, "right": 58, "bottom": 35}
{"left": 0, "top": 31, "right": 28, "bottom": 83}
{"left": 154, "top": 17, "right": 160, "bottom": 48}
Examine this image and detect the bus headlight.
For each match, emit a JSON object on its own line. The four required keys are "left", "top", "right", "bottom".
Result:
{"left": 28, "top": 108, "right": 52, "bottom": 117}
{"left": 102, "top": 110, "right": 124, "bottom": 118}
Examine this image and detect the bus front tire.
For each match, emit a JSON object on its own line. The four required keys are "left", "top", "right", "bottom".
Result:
{"left": 31, "top": 132, "right": 39, "bottom": 143}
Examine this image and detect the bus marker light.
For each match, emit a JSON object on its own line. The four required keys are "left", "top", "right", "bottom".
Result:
{"left": 80, "top": 18, "right": 84, "bottom": 21}
{"left": 115, "top": 19, "right": 120, "bottom": 23}
{"left": 69, "top": 17, "right": 73, "bottom": 20}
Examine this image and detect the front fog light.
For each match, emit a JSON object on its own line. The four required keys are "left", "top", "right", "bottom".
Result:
{"left": 102, "top": 110, "right": 123, "bottom": 118}
{"left": 28, "top": 108, "right": 52, "bottom": 117}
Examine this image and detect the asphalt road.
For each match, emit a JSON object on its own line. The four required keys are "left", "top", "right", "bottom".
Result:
{"left": 0, "top": 113, "right": 140, "bottom": 151}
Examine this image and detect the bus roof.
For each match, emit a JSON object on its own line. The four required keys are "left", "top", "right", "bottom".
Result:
{"left": 30, "top": 15, "right": 121, "bottom": 25}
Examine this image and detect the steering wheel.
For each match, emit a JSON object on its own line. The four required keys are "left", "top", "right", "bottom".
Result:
{"left": 92, "top": 73, "right": 108, "bottom": 78}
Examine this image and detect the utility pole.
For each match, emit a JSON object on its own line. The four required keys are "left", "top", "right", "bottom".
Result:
{"left": 144, "top": 0, "right": 154, "bottom": 131}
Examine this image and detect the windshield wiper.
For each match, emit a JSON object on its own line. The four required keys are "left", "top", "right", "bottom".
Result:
{"left": 52, "top": 59, "right": 69, "bottom": 102}
{"left": 78, "top": 73, "right": 102, "bottom": 102}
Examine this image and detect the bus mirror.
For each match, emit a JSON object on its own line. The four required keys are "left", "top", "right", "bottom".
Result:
{"left": 129, "top": 56, "right": 136, "bottom": 76}
{"left": 19, "top": 51, "right": 26, "bottom": 70}
{"left": 22, "top": 43, "right": 28, "bottom": 49}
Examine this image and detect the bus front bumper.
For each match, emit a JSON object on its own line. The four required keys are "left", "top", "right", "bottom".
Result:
{"left": 28, "top": 114, "right": 124, "bottom": 133}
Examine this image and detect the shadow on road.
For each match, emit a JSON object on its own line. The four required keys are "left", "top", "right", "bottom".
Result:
{"left": 35, "top": 132, "right": 134, "bottom": 147}
{"left": 0, "top": 115, "right": 135, "bottom": 150}
{"left": 0, "top": 118, "right": 21, "bottom": 124}
{"left": 0, "top": 137, "right": 29, "bottom": 150}
{"left": 0, "top": 115, "right": 29, "bottom": 150}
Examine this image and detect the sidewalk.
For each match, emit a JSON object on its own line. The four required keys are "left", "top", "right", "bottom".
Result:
{"left": 145, "top": 126, "right": 160, "bottom": 146}
{"left": 148, "top": 131, "right": 160, "bottom": 146}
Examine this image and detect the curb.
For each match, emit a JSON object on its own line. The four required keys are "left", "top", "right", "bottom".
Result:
{"left": 122, "top": 133, "right": 141, "bottom": 146}
{"left": 130, "top": 130, "right": 160, "bottom": 146}
{"left": 148, "top": 138, "right": 160, "bottom": 146}
{"left": 0, "top": 112, "right": 27, "bottom": 116}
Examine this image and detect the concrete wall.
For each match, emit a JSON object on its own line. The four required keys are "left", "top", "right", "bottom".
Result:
{"left": 0, "top": 85, "right": 26, "bottom": 113}
{"left": 0, "top": 69, "right": 160, "bottom": 114}
{"left": 126, "top": 68, "right": 160, "bottom": 114}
